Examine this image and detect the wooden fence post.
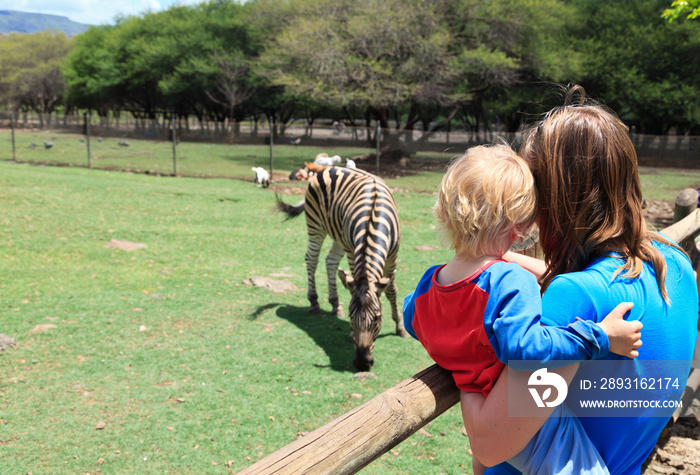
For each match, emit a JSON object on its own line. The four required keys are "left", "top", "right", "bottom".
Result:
{"left": 673, "top": 188, "right": 699, "bottom": 256}
{"left": 268, "top": 116, "right": 274, "bottom": 182}
{"left": 85, "top": 110, "right": 91, "bottom": 169}
{"left": 673, "top": 188, "right": 697, "bottom": 224}
{"left": 10, "top": 108, "right": 16, "bottom": 161}
{"left": 171, "top": 113, "right": 177, "bottom": 176}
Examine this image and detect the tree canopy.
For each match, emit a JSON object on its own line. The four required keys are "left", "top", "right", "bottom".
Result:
{"left": 1, "top": 0, "right": 698, "bottom": 134}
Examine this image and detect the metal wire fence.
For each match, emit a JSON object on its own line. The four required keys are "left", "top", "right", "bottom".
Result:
{"left": 2, "top": 111, "right": 699, "bottom": 182}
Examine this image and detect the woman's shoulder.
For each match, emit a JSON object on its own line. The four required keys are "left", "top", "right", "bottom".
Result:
{"left": 548, "top": 237, "right": 694, "bottom": 296}
{"left": 650, "top": 232, "right": 694, "bottom": 264}
{"left": 550, "top": 257, "right": 615, "bottom": 287}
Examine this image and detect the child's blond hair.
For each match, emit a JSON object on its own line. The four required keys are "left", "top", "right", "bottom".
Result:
{"left": 434, "top": 144, "right": 536, "bottom": 257}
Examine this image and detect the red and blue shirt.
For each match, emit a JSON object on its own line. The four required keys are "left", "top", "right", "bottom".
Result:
{"left": 403, "top": 260, "right": 609, "bottom": 396}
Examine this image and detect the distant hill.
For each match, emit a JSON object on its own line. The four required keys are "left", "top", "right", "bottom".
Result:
{"left": 0, "top": 10, "right": 91, "bottom": 35}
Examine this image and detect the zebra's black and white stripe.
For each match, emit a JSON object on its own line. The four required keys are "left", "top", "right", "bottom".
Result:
{"left": 277, "top": 166, "right": 409, "bottom": 370}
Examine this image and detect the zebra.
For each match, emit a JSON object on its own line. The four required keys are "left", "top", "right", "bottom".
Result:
{"left": 277, "top": 167, "right": 409, "bottom": 371}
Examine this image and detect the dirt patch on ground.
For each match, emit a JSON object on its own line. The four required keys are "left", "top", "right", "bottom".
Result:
{"left": 269, "top": 183, "right": 306, "bottom": 196}
{"left": 104, "top": 239, "right": 147, "bottom": 251}
{"left": 644, "top": 200, "right": 676, "bottom": 229}
{"left": 644, "top": 401, "right": 700, "bottom": 474}
{"left": 643, "top": 199, "right": 700, "bottom": 269}
{"left": 415, "top": 245, "right": 440, "bottom": 251}
{"left": 243, "top": 276, "right": 297, "bottom": 294}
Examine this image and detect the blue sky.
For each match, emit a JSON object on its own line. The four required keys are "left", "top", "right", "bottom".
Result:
{"left": 7, "top": 0, "right": 206, "bottom": 26}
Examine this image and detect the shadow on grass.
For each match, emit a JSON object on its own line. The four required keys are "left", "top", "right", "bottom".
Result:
{"left": 250, "top": 303, "right": 355, "bottom": 373}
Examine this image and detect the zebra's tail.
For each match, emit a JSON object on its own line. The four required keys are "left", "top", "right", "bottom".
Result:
{"left": 275, "top": 194, "right": 305, "bottom": 220}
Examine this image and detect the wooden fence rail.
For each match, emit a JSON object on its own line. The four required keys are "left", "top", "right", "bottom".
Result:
{"left": 240, "top": 203, "right": 700, "bottom": 475}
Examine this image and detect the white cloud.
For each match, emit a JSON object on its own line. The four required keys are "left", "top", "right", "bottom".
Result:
{"left": 10, "top": 0, "right": 205, "bottom": 26}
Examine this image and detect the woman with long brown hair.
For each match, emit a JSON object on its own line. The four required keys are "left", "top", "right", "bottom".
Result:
{"left": 461, "top": 87, "right": 698, "bottom": 474}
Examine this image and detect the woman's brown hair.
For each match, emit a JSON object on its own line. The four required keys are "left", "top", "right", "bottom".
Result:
{"left": 521, "top": 86, "right": 677, "bottom": 300}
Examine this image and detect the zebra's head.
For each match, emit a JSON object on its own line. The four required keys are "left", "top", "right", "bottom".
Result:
{"left": 339, "top": 269, "right": 391, "bottom": 371}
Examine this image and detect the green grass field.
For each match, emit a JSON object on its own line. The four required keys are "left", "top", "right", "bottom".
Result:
{"left": 0, "top": 160, "right": 472, "bottom": 474}
{"left": 2, "top": 134, "right": 700, "bottom": 474}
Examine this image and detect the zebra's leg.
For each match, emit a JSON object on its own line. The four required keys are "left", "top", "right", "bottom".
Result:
{"left": 339, "top": 251, "right": 356, "bottom": 343}
{"left": 345, "top": 250, "right": 356, "bottom": 275}
{"left": 306, "top": 234, "right": 325, "bottom": 314}
{"left": 384, "top": 271, "right": 409, "bottom": 338}
{"left": 326, "top": 241, "right": 345, "bottom": 317}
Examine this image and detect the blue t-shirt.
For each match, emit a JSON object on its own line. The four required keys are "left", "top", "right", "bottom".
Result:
{"left": 487, "top": 239, "right": 698, "bottom": 475}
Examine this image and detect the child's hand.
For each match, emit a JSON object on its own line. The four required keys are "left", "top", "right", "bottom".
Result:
{"left": 597, "top": 302, "right": 642, "bottom": 358}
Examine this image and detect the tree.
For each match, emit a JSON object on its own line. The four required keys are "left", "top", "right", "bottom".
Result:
{"left": 567, "top": 0, "right": 700, "bottom": 134}
{"left": 437, "top": 0, "right": 586, "bottom": 133}
{"left": 150, "top": 2, "right": 253, "bottom": 124}
{"left": 663, "top": 0, "right": 700, "bottom": 21}
{"left": 204, "top": 50, "right": 254, "bottom": 136}
{"left": 253, "top": 0, "right": 466, "bottom": 133}
{"left": 63, "top": 1, "right": 255, "bottom": 125}
{"left": 62, "top": 26, "right": 121, "bottom": 116}
{"left": 0, "top": 32, "right": 71, "bottom": 125}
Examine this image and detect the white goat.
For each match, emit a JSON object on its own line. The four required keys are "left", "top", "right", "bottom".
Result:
{"left": 252, "top": 167, "right": 270, "bottom": 188}
{"left": 345, "top": 159, "right": 356, "bottom": 169}
{"left": 314, "top": 153, "right": 343, "bottom": 167}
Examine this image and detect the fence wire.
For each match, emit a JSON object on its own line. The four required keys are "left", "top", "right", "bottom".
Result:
{"left": 2, "top": 111, "right": 699, "bottom": 182}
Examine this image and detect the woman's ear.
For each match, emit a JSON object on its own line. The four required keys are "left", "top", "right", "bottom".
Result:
{"left": 515, "top": 221, "right": 532, "bottom": 236}
{"left": 509, "top": 225, "right": 523, "bottom": 242}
